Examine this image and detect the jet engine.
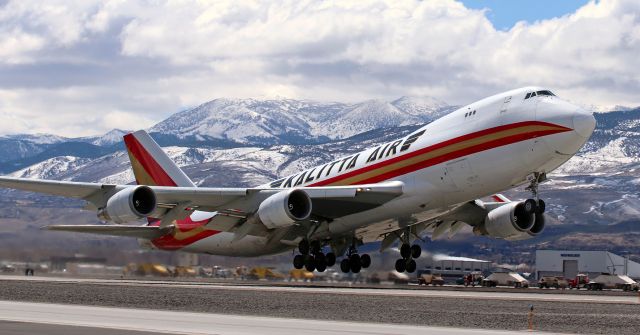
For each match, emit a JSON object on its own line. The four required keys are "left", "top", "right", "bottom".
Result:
{"left": 257, "top": 189, "right": 312, "bottom": 229}
{"left": 98, "top": 186, "right": 157, "bottom": 224}
{"left": 473, "top": 201, "right": 539, "bottom": 240}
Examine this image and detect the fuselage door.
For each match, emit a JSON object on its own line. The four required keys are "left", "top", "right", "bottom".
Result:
{"left": 499, "top": 96, "right": 512, "bottom": 114}
{"left": 444, "top": 158, "right": 474, "bottom": 190}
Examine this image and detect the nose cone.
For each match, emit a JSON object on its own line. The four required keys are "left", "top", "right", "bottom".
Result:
{"left": 572, "top": 111, "right": 596, "bottom": 138}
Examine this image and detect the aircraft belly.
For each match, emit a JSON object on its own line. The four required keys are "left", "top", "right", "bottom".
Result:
{"left": 179, "top": 232, "right": 290, "bottom": 257}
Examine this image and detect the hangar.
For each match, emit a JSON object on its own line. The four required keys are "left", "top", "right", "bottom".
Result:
{"left": 535, "top": 250, "right": 640, "bottom": 279}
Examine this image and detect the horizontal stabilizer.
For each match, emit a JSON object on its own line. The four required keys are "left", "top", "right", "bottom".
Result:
{"left": 44, "top": 225, "right": 172, "bottom": 239}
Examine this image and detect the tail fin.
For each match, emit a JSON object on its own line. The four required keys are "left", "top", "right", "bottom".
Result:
{"left": 123, "top": 130, "right": 196, "bottom": 187}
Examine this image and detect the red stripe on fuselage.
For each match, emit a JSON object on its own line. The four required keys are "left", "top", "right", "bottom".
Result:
{"left": 124, "top": 134, "right": 177, "bottom": 187}
{"left": 309, "top": 121, "right": 571, "bottom": 186}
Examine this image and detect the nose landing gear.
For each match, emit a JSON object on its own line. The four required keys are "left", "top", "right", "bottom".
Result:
{"left": 525, "top": 172, "right": 547, "bottom": 214}
{"left": 293, "top": 239, "right": 336, "bottom": 272}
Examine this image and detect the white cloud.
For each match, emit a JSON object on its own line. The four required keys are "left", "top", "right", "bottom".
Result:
{"left": 0, "top": 0, "right": 638, "bottom": 137}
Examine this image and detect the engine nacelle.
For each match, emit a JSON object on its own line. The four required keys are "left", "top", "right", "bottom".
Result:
{"left": 257, "top": 189, "right": 312, "bottom": 229}
{"left": 98, "top": 186, "right": 157, "bottom": 224}
{"left": 474, "top": 201, "right": 536, "bottom": 240}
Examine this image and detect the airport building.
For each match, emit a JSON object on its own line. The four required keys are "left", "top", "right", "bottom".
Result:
{"left": 419, "top": 255, "right": 492, "bottom": 282}
{"left": 535, "top": 250, "right": 640, "bottom": 279}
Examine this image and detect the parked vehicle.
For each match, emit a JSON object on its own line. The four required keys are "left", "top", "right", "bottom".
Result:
{"left": 482, "top": 272, "right": 529, "bottom": 288}
{"left": 538, "top": 276, "right": 568, "bottom": 289}
{"left": 289, "top": 269, "right": 314, "bottom": 281}
{"left": 568, "top": 274, "right": 590, "bottom": 289}
{"left": 587, "top": 273, "right": 639, "bottom": 291}
{"left": 419, "top": 273, "right": 445, "bottom": 286}
{"left": 247, "top": 267, "right": 286, "bottom": 280}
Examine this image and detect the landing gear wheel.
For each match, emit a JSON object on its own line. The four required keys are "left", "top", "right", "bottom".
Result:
{"left": 304, "top": 256, "right": 316, "bottom": 272}
{"left": 340, "top": 259, "right": 350, "bottom": 273}
{"left": 360, "top": 254, "right": 371, "bottom": 268}
{"left": 536, "top": 199, "right": 546, "bottom": 214}
{"left": 400, "top": 243, "right": 411, "bottom": 259}
{"left": 315, "top": 258, "right": 327, "bottom": 272}
{"left": 411, "top": 244, "right": 422, "bottom": 259}
{"left": 293, "top": 255, "right": 304, "bottom": 269}
{"left": 405, "top": 259, "right": 417, "bottom": 273}
{"left": 350, "top": 256, "right": 362, "bottom": 273}
{"left": 298, "top": 240, "right": 310, "bottom": 255}
{"left": 326, "top": 252, "right": 336, "bottom": 267}
{"left": 523, "top": 199, "right": 537, "bottom": 214}
{"left": 395, "top": 259, "right": 406, "bottom": 273}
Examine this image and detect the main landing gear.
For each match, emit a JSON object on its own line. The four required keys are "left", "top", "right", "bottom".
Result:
{"left": 339, "top": 243, "right": 371, "bottom": 274}
{"left": 292, "top": 239, "right": 336, "bottom": 272}
{"left": 524, "top": 172, "right": 547, "bottom": 214}
{"left": 395, "top": 228, "right": 421, "bottom": 273}
{"left": 395, "top": 243, "right": 421, "bottom": 273}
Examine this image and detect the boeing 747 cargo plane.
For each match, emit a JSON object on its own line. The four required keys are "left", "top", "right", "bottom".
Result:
{"left": 0, "top": 87, "right": 596, "bottom": 273}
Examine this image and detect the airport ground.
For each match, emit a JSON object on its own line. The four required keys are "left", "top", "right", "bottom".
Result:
{"left": 1, "top": 276, "right": 640, "bottom": 334}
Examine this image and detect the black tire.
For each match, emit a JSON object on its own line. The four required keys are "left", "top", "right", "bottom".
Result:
{"left": 523, "top": 199, "right": 537, "bottom": 214}
{"left": 350, "top": 257, "right": 362, "bottom": 273}
{"left": 360, "top": 254, "right": 371, "bottom": 268}
{"left": 316, "top": 261, "right": 327, "bottom": 273}
{"left": 395, "top": 259, "right": 406, "bottom": 273}
{"left": 326, "top": 252, "right": 336, "bottom": 267}
{"left": 411, "top": 244, "right": 422, "bottom": 259}
{"left": 537, "top": 199, "right": 546, "bottom": 213}
{"left": 405, "top": 259, "right": 417, "bottom": 273}
{"left": 298, "top": 240, "right": 310, "bottom": 255}
{"left": 400, "top": 243, "right": 411, "bottom": 259}
{"left": 350, "top": 254, "right": 360, "bottom": 266}
{"left": 304, "top": 256, "right": 316, "bottom": 272}
{"left": 340, "top": 259, "right": 350, "bottom": 273}
{"left": 310, "top": 240, "right": 321, "bottom": 253}
{"left": 293, "top": 255, "right": 304, "bottom": 269}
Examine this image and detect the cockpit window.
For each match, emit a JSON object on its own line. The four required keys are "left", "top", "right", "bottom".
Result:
{"left": 524, "top": 90, "right": 555, "bottom": 99}
{"left": 536, "top": 90, "right": 555, "bottom": 96}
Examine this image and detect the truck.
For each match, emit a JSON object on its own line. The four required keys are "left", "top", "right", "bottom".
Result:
{"left": 418, "top": 273, "right": 445, "bottom": 286}
{"left": 586, "top": 273, "right": 639, "bottom": 291}
{"left": 482, "top": 272, "right": 529, "bottom": 288}
{"left": 538, "top": 276, "right": 568, "bottom": 289}
{"left": 567, "top": 274, "right": 590, "bottom": 289}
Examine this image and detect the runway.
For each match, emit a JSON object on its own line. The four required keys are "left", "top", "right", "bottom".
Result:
{"left": 0, "top": 300, "right": 538, "bottom": 335}
{"left": 1, "top": 275, "right": 640, "bottom": 334}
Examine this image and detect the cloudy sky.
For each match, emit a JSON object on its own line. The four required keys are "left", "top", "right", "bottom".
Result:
{"left": 0, "top": 0, "right": 638, "bottom": 137}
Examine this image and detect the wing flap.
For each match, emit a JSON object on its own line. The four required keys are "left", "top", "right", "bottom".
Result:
{"left": 44, "top": 224, "right": 172, "bottom": 239}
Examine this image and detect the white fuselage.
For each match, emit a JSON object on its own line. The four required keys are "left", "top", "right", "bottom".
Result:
{"left": 159, "top": 87, "right": 595, "bottom": 256}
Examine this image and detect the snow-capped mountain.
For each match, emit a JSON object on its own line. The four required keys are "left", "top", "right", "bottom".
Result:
{"left": 150, "top": 97, "right": 453, "bottom": 144}
{"left": 82, "top": 129, "right": 131, "bottom": 146}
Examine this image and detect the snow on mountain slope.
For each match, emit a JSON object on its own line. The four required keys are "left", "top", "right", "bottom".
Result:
{"left": 149, "top": 97, "right": 449, "bottom": 144}
{"left": 554, "top": 137, "right": 640, "bottom": 175}
{"left": 150, "top": 98, "right": 311, "bottom": 143}
{"left": 87, "top": 129, "right": 130, "bottom": 146}
{"left": 3, "top": 133, "right": 68, "bottom": 144}
{"left": 391, "top": 96, "right": 452, "bottom": 119}
{"left": 9, "top": 156, "right": 90, "bottom": 180}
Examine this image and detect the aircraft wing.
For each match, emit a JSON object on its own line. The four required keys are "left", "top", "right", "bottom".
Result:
{"left": 368, "top": 195, "right": 513, "bottom": 251}
{"left": 0, "top": 176, "right": 403, "bottom": 220}
{"left": 44, "top": 224, "right": 173, "bottom": 239}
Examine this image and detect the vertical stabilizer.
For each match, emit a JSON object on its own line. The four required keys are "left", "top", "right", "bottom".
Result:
{"left": 123, "top": 130, "right": 196, "bottom": 187}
